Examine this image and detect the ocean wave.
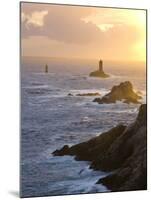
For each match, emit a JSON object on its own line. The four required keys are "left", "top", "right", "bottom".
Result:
{"left": 25, "top": 88, "right": 51, "bottom": 95}
{"left": 69, "top": 88, "right": 109, "bottom": 97}
{"left": 107, "top": 73, "right": 125, "bottom": 79}
{"left": 22, "top": 84, "right": 49, "bottom": 89}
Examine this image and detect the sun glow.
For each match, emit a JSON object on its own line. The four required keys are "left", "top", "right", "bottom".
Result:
{"left": 22, "top": 4, "right": 146, "bottom": 62}
{"left": 133, "top": 40, "right": 146, "bottom": 61}
{"left": 131, "top": 11, "right": 146, "bottom": 28}
{"left": 83, "top": 9, "right": 146, "bottom": 61}
{"left": 131, "top": 11, "right": 146, "bottom": 61}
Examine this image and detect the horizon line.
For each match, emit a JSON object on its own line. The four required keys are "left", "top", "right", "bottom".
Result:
{"left": 21, "top": 55, "right": 146, "bottom": 63}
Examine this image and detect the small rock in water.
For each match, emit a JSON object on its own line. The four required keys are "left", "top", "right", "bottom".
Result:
{"left": 68, "top": 93, "right": 74, "bottom": 96}
{"left": 76, "top": 92, "right": 101, "bottom": 96}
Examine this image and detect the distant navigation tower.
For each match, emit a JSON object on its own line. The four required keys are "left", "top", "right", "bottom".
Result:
{"left": 89, "top": 59, "right": 109, "bottom": 78}
{"left": 45, "top": 64, "right": 48, "bottom": 73}
{"left": 99, "top": 60, "right": 103, "bottom": 71}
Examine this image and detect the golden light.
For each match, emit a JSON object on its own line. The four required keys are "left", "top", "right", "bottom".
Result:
{"left": 127, "top": 10, "right": 146, "bottom": 28}
{"left": 129, "top": 10, "right": 146, "bottom": 61}
{"left": 133, "top": 40, "right": 146, "bottom": 61}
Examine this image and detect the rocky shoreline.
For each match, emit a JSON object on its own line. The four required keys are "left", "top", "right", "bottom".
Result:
{"left": 67, "top": 81, "right": 142, "bottom": 104}
{"left": 53, "top": 104, "right": 147, "bottom": 192}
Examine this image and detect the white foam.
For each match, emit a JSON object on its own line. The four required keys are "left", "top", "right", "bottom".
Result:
{"left": 69, "top": 88, "right": 109, "bottom": 97}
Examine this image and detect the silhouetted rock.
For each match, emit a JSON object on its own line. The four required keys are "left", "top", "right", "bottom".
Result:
{"left": 52, "top": 104, "right": 147, "bottom": 192}
{"left": 96, "top": 105, "right": 147, "bottom": 191}
{"left": 68, "top": 93, "right": 73, "bottom": 96}
{"left": 90, "top": 70, "right": 109, "bottom": 78}
{"left": 53, "top": 124, "right": 126, "bottom": 161}
{"left": 89, "top": 60, "right": 109, "bottom": 78}
{"left": 93, "top": 81, "right": 142, "bottom": 104}
{"left": 53, "top": 145, "right": 70, "bottom": 156}
{"left": 76, "top": 92, "right": 100, "bottom": 96}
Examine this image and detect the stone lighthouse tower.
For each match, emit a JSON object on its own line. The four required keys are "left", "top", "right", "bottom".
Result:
{"left": 99, "top": 59, "right": 103, "bottom": 71}
{"left": 89, "top": 59, "right": 109, "bottom": 78}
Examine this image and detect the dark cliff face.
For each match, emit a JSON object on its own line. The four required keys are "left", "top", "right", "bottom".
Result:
{"left": 53, "top": 104, "right": 147, "bottom": 192}
{"left": 93, "top": 81, "right": 142, "bottom": 104}
{"left": 98, "top": 104, "right": 147, "bottom": 191}
{"left": 53, "top": 124, "right": 126, "bottom": 160}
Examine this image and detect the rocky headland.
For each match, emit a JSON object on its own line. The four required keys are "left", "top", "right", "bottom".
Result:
{"left": 93, "top": 81, "right": 142, "bottom": 104}
{"left": 53, "top": 104, "right": 147, "bottom": 192}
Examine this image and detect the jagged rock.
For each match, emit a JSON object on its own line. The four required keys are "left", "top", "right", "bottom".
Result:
{"left": 89, "top": 60, "right": 109, "bottom": 78}
{"left": 53, "top": 145, "right": 70, "bottom": 156}
{"left": 52, "top": 104, "right": 147, "bottom": 192}
{"left": 53, "top": 124, "right": 126, "bottom": 161}
{"left": 93, "top": 81, "right": 142, "bottom": 104}
{"left": 94, "top": 104, "right": 147, "bottom": 191}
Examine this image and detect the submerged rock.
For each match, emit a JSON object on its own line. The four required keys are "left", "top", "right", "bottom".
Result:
{"left": 93, "top": 81, "right": 142, "bottom": 104}
{"left": 52, "top": 104, "right": 147, "bottom": 192}
{"left": 89, "top": 60, "right": 109, "bottom": 78}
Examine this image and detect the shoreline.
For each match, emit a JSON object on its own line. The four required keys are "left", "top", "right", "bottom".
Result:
{"left": 53, "top": 104, "right": 147, "bottom": 192}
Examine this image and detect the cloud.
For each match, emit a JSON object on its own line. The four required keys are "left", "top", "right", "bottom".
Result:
{"left": 21, "top": 3, "right": 143, "bottom": 45}
{"left": 84, "top": 8, "right": 146, "bottom": 28}
{"left": 21, "top": 3, "right": 146, "bottom": 60}
{"left": 97, "top": 24, "right": 114, "bottom": 32}
{"left": 22, "top": 10, "right": 48, "bottom": 27}
{"left": 21, "top": 3, "right": 104, "bottom": 44}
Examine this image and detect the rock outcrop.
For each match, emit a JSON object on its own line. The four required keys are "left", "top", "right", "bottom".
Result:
{"left": 89, "top": 60, "right": 109, "bottom": 78}
{"left": 68, "top": 92, "right": 101, "bottom": 97}
{"left": 93, "top": 81, "right": 142, "bottom": 104}
{"left": 53, "top": 104, "right": 147, "bottom": 192}
{"left": 76, "top": 92, "right": 100, "bottom": 96}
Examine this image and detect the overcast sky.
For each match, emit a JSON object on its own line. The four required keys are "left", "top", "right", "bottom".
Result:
{"left": 21, "top": 3, "right": 146, "bottom": 61}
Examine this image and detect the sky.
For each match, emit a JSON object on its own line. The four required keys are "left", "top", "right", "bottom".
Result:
{"left": 21, "top": 3, "right": 146, "bottom": 61}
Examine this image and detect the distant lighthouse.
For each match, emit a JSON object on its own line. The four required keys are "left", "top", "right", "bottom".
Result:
{"left": 89, "top": 59, "right": 109, "bottom": 78}
{"left": 45, "top": 64, "right": 48, "bottom": 73}
{"left": 99, "top": 59, "right": 103, "bottom": 71}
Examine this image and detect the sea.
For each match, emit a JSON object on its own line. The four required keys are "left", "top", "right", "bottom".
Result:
{"left": 21, "top": 57, "right": 146, "bottom": 197}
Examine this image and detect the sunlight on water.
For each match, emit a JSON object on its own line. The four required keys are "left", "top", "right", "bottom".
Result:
{"left": 21, "top": 57, "right": 146, "bottom": 197}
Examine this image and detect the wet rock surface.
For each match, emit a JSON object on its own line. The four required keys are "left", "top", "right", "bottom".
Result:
{"left": 53, "top": 104, "right": 147, "bottom": 192}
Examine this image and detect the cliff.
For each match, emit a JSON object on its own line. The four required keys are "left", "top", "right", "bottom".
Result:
{"left": 53, "top": 104, "right": 147, "bottom": 192}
